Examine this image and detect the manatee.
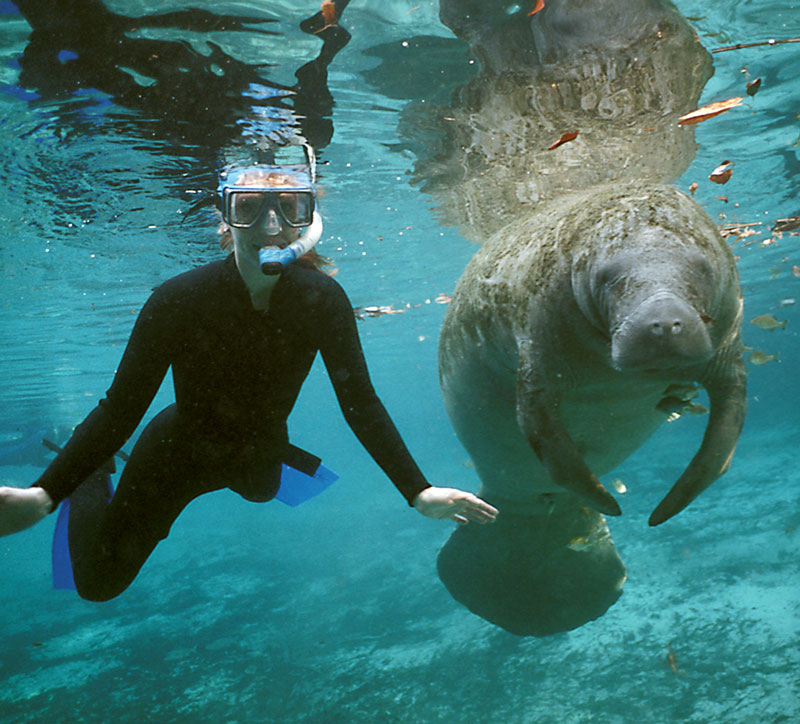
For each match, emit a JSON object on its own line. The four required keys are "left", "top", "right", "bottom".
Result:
{"left": 411, "top": 0, "right": 747, "bottom": 636}
{"left": 437, "top": 182, "right": 745, "bottom": 634}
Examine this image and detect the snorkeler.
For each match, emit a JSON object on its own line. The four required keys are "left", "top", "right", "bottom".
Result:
{"left": 0, "top": 144, "right": 498, "bottom": 601}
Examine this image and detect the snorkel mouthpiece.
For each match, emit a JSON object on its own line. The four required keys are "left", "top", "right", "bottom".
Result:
{"left": 259, "top": 210, "right": 323, "bottom": 275}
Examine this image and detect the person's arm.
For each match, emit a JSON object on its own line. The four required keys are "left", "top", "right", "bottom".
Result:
{"left": 318, "top": 282, "right": 497, "bottom": 524}
{"left": 37, "top": 290, "right": 174, "bottom": 505}
{"left": 0, "top": 485, "right": 53, "bottom": 536}
{"left": 0, "top": 289, "right": 174, "bottom": 537}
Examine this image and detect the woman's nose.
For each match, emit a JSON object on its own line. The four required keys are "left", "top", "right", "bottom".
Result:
{"left": 264, "top": 208, "right": 282, "bottom": 236}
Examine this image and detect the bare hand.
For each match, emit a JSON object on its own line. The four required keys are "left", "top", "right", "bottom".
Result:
{"left": 0, "top": 486, "right": 54, "bottom": 537}
{"left": 412, "top": 487, "right": 498, "bottom": 525}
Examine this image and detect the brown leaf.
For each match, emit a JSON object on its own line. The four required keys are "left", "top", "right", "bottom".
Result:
{"left": 528, "top": 0, "right": 545, "bottom": 16}
{"left": 320, "top": 0, "right": 337, "bottom": 25}
{"left": 774, "top": 217, "right": 800, "bottom": 233}
{"left": 746, "top": 78, "right": 762, "bottom": 96}
{"left": 709, "top": 160, "right": 734, "bottom": 184}
{"left": 548, "top": 131, "right": 578, "bottom": 150}
{"left": 678, "top": 97, "right": 744, "bottom": 125}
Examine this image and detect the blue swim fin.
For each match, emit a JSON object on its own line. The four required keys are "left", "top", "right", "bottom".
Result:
{"left": 51, "top": 444, "right": 335, "bottom": 589}
{"left": 52, "top": 472, "right": 114, "bottom": 591}
{"left": 51, "top": 498, "right": 75, "bottom": 590}
{"left": 275, "top": 444, "right": 339, "bottom": 507}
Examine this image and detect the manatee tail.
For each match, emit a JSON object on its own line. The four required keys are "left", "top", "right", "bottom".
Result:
{"left": 437, "top": 501, "right": 626, "bottom": 636}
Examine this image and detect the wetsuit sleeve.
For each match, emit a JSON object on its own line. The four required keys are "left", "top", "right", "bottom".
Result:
{"left": 318, "top": 281, "right": 431, "bottom": 506}
{"left": 34, "top": 290, "right": 174, "bottom": 507}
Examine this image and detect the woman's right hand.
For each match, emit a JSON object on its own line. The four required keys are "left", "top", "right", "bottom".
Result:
{"left": 412, "top": 486, "right": 498, "bottom": 525}
{"left": 0, "top": 486, "right": 53, "bottom": 537}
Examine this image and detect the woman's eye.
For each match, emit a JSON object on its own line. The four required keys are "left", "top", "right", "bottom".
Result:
{"left": 233, "top": 193, "right": 266, "bottom": 222}
{"left": 236, "top": 194, "right": 262, "bottom": 212}
{"left": 277, "top": 193, "right": 297, "bottom": 211}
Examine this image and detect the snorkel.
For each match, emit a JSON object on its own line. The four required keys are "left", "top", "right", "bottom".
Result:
{"left": 257, "top": 210, "right": 323, "bottom": 274}
{"left": 219, "top": 142, "right": 323, "bottom": 275}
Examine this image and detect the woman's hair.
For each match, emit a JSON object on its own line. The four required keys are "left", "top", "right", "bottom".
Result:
{"left": 218, "top": 169, "right": 331, "bottom": 273}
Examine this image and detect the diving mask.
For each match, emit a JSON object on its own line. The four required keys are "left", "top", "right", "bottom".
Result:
{"left": 220, "top": 177, "right": 315, "bottom": 229}
{"left": 218, "top": 144, "right": 317, "bottom": 229}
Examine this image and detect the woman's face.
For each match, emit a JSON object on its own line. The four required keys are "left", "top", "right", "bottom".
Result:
{"left": 228, "top": 172, "right": 306, "bottom": 277}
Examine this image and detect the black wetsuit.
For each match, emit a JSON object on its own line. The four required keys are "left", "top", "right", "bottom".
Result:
{"left": 35, "top": 256, "right": 430, "bottom": 601}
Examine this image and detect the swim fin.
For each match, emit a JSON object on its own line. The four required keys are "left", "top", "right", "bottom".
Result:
{"left": 52, "top": 444, "right": 336, "bottom": 589}
{"left": 51, "top": 471, "right": 114, "bottom": 591}
{"left": 275, "top": 444, "right": 339, "bottom": 507}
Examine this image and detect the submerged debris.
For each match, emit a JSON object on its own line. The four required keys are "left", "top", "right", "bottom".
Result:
{"left": 528, "top": 0, "right": 545, "bottom": 17}
{"left": 712, "top": 36, "right": 800, "bottom": 53}
{"left": 773, "top": 217, "right": 800, "bottom": 233}
{"left": 709, "top": 160, "right": 734, "bottom": 185}
{"left": 678, "top": 97, "right": 743, "bottom": 125}
{"left": 353, "top": 305, "right": 405, "bottom": 319}
{"left": 547, "top": 131, "right": 579, "bottom": 150}
{"left": 746, "top": 77, "right": 762, "bottom": 96}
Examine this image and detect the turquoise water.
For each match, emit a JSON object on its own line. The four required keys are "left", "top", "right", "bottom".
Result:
{"left": 1, "top": 1, "right": 798, "bottom": 722}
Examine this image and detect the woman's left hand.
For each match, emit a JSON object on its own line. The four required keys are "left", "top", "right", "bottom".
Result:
{"left": 412, "top": 487, "right": 498, "bottom": 525}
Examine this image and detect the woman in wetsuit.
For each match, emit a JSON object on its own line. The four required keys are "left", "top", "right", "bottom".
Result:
{"left": 0, "top": 153, "right": 497, "bottom": 601}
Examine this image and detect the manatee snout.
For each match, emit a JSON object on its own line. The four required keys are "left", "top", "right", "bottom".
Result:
{"left": 612, "top": 292, "right": 712, "bottom": 370}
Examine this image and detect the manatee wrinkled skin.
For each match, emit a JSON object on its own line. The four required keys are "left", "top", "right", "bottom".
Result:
{"left": 422, "top": 0, "right": 747, "bottom": 636}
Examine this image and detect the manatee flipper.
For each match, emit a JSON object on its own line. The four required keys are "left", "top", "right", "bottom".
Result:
{"left": 516, "top": 338, "right": 622, "bottom": 516}
{"left": 649, "top": 349, "right": 746, "bottom": 526}
{"left": 437, "top": 500, "right": 626, "bottom": 636}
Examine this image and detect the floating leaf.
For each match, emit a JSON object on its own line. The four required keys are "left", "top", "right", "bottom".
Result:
{"left": 774, "top": 217, "right": 800, "bottom": 232}
{"left": 709, "top": 160, "right": 734, "bottom": 184}
{"left": 528, "top": 0, "right": 545, "bottom": 16}
{"left": 320, "top": 0, "right": 337, "bottom": 26}
{"left": 353, "top": 304, "right": 405, "bottom": 320}
{"left": 746, "top": 78, "right": 762, "bottom": 96}
{"left": 547, "top": 130, "right": 578, "bottom": 150}
{"left": 678, "top": 97, "right": 744, "bottom": 125}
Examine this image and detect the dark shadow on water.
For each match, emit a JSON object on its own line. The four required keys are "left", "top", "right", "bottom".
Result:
{"left": 7, "top": 0, "right": 353, "bottom": 192}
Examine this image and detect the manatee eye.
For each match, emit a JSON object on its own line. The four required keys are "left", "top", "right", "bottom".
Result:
{"left": 688, "top": 253, "right": 713, "bottom": 280}
{"left": 595, "top": 259, "right": 628, "bottom": 290}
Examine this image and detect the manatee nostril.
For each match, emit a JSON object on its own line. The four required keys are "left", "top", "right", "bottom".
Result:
{"left": 649, "top": 319, "right": 685, "bottom": 336}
